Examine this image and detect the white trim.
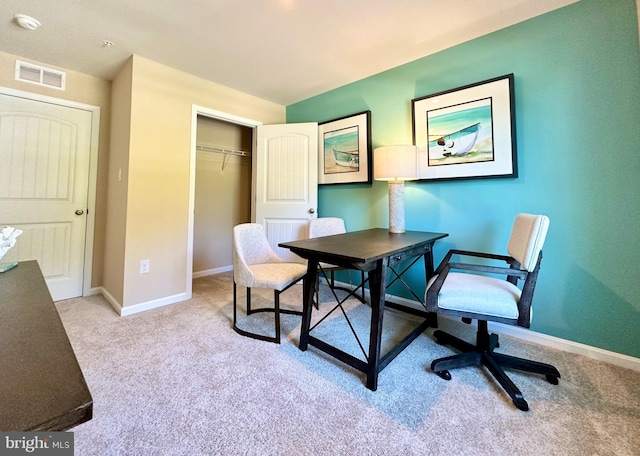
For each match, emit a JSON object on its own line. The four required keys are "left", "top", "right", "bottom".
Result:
{"left": 331, "top": 280, "right": 640, "bottom": 373}
{"left": 119, "top": 292, "right": 189, "bottom": 317}
{"left": 100, "top": 286, "right": 189, "bottom": 317}
{"left": 485, "top": 319, "right": 640, "bottom": 372}
{"left": 192, "top": 265, "right": 233, "bottom": 279}
{"left": 100, "top": 286, "right": 122, "bottom": 315}
{"left": 0, "top": 86, "right": 100, "bottom": 299}
{"left": 193, "top": 106, "right": 264, "bottom": 128}
{"left": 85, "top": 286, "right": 103, "bottom": 296}
{"left": 83, "top": 103, "right": 100, "bottom": 298}
{"left": 188, "top": 105, "right": 262, "bottom": 305}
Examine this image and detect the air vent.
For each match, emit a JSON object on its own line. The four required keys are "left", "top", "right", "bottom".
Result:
{"left": 15, "top": 60, "right": 66, "bottom": 90}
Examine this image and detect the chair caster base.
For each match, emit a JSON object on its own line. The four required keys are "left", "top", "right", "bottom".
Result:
{"left": 513, "top": 396, "right": 529, "bottom": 411}
{"left": 434, "top": 370, "right": 451, "bottom": 381}
{"left": 430, "top": 322, "right": 560, "bottom": 412}
{"left": 546, "top": 374, "right": 559, "bottom": 385}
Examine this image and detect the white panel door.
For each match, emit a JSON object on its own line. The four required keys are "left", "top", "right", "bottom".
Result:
{"left": 254, "top": 123, "right": 318, "bottom": 261}
{"left": 0, "top": 93, "right": 93, "bottom": 300}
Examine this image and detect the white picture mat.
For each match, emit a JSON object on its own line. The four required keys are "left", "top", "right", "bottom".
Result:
{"left": 318, "top": 111, "right": 371, "bottom": 185}
{"left": 413, "top": 75, "right": 516, "bottom": 181}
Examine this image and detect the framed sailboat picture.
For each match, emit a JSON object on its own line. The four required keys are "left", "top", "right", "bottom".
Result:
{"left": 318, "top": 110, "right": 372, "bottom": 185}
{"left": 412, "top": 74, "right": 517, "bottom": 181}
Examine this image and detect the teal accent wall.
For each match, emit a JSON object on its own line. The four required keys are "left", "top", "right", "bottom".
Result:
{"left": 287, "top": 0, "right": 640, "bottom": 358}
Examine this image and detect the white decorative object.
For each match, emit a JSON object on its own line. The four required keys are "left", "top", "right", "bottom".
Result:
{"left": 374, "top": 145, "right": 418, "bottom": 233}
{"left": 0, "top": 226, "right": 23, "bottom": 271}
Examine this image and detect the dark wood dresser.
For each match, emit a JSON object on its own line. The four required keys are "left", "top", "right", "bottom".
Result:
{"left": 0, "top": 260, "right": 92, "bottom": 431}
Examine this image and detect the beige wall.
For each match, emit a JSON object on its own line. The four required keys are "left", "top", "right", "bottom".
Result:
{"left": 1, "top": 50, "right": 285, "bottom": 309}
{"left": 110, "top": 55, "right": 285, "bottom": 308}
{"left": 102, "top": 58, "right": 133, "bottom": 304}
{"left": 194, "top": 117, "right": 252, "bottom": 274}
{"left": 0, "top": 50, "right": 112, "bottom": 289}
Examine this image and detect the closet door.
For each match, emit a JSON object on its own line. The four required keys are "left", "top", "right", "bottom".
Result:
{"left": 253, "top": 122, "right": 318, "bottom": 262}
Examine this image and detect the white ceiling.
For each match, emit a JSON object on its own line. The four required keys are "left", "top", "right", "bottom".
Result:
{"left": 1, "top": 0, "right": 578, "bottom": 105}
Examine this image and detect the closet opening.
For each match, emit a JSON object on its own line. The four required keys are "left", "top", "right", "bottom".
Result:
{"left": 193, "top": 115, "right": 253, "bottom": 278}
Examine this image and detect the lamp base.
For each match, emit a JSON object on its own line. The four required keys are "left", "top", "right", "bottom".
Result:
{"left": 388, "top": 180, "right": 405, "bottom": 233}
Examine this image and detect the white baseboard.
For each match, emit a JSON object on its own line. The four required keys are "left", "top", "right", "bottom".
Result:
{"left": 95, "top": 276, "right": 639, "bottom": 372}
{"left": 485, "top": 319, "right": 640, "bottom": 373}
{"left": 97, "top": 266, "right": 231, "bottom": 315}
{"left": 99, "top": 287, "right": 123, "bottom": 315}
{"left": 85, "top": 286, "right": 103, "bottom": 296}
{"left": 99, "top": 287, "right": 190, "bottom": 317}
{"left": 192, "top": 265, "right": 232, "bottom": 279}
{"left": 332, "top": 280, "right": 640, "bottom": 373}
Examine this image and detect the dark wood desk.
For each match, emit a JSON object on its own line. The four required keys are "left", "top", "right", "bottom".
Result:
{"left": 0, "top": 261, "right": 93, "bottom": 431}
{"left": 280, "top": 228, "right": 448, "bottom": 390}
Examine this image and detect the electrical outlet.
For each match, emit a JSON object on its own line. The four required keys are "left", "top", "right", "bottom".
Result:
{"left": 140, "top": 259, "right": 150, "bottom": 274}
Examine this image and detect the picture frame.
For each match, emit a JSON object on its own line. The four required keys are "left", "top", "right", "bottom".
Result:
{"left": 412, "top": 74, "right": 517, "bottom": 181}
{"left": 318, "top": 110, "right": 372, "bottom": 185}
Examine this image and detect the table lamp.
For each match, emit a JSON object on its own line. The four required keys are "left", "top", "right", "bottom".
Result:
{"left": 374, "top": 145, "right": 418, "bottom": 233}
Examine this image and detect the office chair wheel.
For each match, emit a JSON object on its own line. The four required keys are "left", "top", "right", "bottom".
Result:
{"left": 434, "top": 370, "right": 452, "bottom": 381}
{"left": 546, "top": 375, "right": 559, "bottom": 385}
{"left": 513, "top": 397, "right": 529, "bottom": 411}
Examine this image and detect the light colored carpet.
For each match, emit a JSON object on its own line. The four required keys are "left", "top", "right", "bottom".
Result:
{"left": 55, "top": 272, "right": 640, "bottom": 455}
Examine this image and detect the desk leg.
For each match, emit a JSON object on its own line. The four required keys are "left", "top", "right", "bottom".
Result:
{"left": 423, "top": 244, "right": 438, "bottom": 327}
{"left": 299, "top": 259, "right": 318, "bottom": 351}
{"left": 366, "top": 258, "right": 388, "bottom": 391}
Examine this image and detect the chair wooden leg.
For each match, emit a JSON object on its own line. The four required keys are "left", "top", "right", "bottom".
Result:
{"left": 232, "top": 282, "right": 303, "bottom": 344}
{"left": 233, "top": 281, "right": 238, "bottom": 326}
{"left": 322, "top": 269, "right": 367, "bottom": 304}
{"left": 232, "top": 285, "right": 281, "bottom": 344}
{"left": 246, "top": 287, "right": 251, "bottom": 313}
{"left": 274, "top": 290, "right": 281, "bottom": 342}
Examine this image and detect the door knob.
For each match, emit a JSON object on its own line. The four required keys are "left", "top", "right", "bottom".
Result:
{"left": 308, "top": 208, "right": 316, "bottom": 214}
{"left": 75, "top": 209, "right": 84, "bottom": 216}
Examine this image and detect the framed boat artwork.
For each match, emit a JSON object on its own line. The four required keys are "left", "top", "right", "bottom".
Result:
{"left": 318, "top": 110, "right": 372, "bottom": 185}
{"left": 412, "top": 74, "right": 517, "bottom": 181}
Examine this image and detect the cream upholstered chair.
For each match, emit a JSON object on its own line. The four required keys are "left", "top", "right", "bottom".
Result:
{"left": 308, "top": 217, "right": 366, "bottom": 304}
{"left": 425, "top": 213, "right": 560, "bottom": 411}
{"left": 232, "top": 223, "right": 307, "bottom": 343}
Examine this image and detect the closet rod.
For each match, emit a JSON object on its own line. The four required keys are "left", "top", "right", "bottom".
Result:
{"left": 196, "top": 144, "right": 251, "bottom": 158}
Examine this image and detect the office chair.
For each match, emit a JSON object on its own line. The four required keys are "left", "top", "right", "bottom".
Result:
{"left": 425, "top": 213, "right": 560, "bottom": 411}
{"left": 232, "top": 223, "right": 307, "bottom": 343}
{"left": 308, "top": 217, "right": 366, "bottom": 305}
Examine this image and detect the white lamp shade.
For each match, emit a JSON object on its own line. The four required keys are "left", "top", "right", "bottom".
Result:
{"left": 374, "top": 145, "right": 418, "bottom": 181}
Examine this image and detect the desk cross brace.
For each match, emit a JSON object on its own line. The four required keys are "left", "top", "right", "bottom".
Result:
{"left": 288, "top": 229, "right": 449, "bottom": 392}
{"left": 310, "top": 270, "right": 369, "bottom": 360}
{"left": 385, "top": 255, "right": 428, "bottom": 309}
{"left": 317, "top": 263, "right": 369, "bottom": 304}
{"left": 310, "top": 254, "right": 428, "bottom": 364}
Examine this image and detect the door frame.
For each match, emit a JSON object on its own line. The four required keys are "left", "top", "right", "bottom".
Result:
{"left": 0, "top": 86, "right": 101, "bottom": 297}
{"left": 188, "top": 105, "right": 262, "bottom": 297}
